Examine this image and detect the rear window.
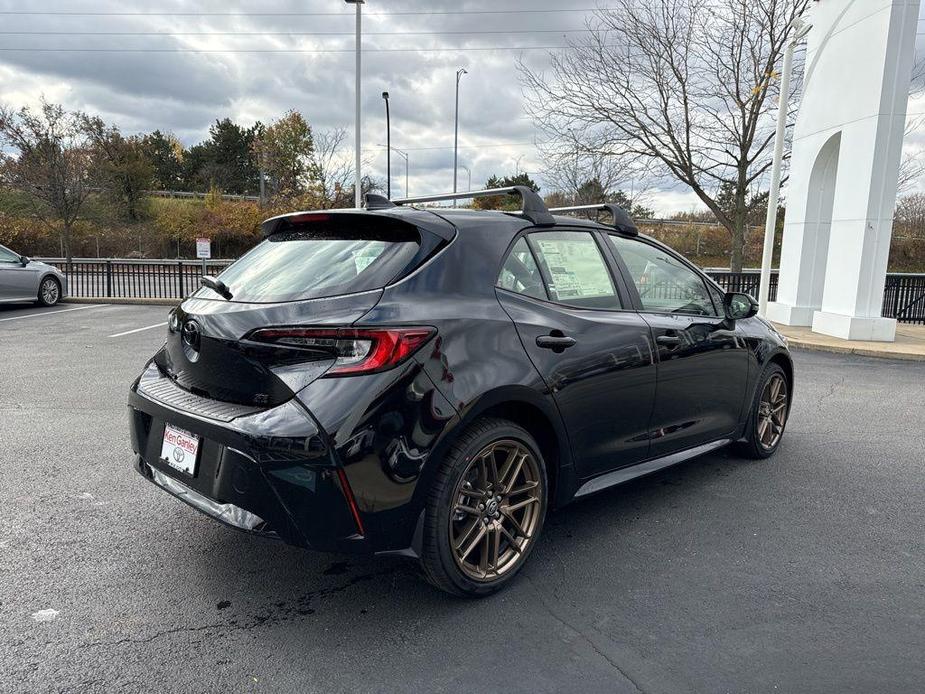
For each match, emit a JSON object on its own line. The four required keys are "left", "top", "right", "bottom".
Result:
{"left": 198, "top": 226, "right": 420, "bottom": 303}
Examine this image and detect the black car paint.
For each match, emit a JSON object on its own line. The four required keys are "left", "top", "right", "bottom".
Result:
{"left": 128, "top": 206, "right": 791, "bottom": 557}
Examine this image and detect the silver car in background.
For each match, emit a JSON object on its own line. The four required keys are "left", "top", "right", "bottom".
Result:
{"left": 0, "top": 243, "right": 67, "bottom": 306}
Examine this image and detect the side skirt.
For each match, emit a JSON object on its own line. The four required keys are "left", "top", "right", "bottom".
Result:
{"left": 574, "top": 439, "right": 732, "bottom": 498}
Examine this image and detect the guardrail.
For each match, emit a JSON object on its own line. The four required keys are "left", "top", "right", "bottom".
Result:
{"left": 36, "top": 258, "right": 925, "bottom": 324}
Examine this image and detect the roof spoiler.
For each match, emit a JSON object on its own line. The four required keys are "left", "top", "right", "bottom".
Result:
{"left": 368, "top": 186, "right": 555, "bottom": 226}
{"left": 548, "top": 204, "right": 638, "bottom": 236}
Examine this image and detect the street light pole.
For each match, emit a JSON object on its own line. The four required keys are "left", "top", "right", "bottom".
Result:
{"left": 759, "top": 19, "right": 812, "bottom": 317}
{"left": 382, "top": 91, "right": 391, "bottom": 199}
{"left": 453, "top": 68, "right": 467, "bottom": 198}
{"left": 346, "top": 0, "right": 364, "bottom": 208}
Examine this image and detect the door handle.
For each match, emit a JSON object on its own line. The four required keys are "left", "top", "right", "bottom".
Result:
{"left": 536, "top": 334, "right": 577, "bottom": 351}
{"left": 656, "top": 334, "right": 681, "bottom": 347}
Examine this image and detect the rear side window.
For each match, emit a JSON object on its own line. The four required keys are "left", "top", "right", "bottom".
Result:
{"left": 528, "top": 231, "right": 621, "bottom": 310}
{"left": 201, "top": 227, "right": 420, "bottom": 303}
{"left": 497, "top": 237, "right": 546, "bottom": 300}
{"left": 609, "top": 235, "right": 717, "bottom": 316}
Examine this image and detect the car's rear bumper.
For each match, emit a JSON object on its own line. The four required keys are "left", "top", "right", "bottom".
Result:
{"left": 136, "top": 457, "right": 279, "bottom": 535}
{"left": 128, "top": 364, "right": 370, "bottom": 554}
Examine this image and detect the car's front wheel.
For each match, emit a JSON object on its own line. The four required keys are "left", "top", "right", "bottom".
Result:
{"left": 738, "top": 363, "right": 790, "bottom": 459}
{"left": 421, "top": 417, "right": 547, "bottom": 597}
{"left": 36, "top": 276, "right": 61, "bottom": 307}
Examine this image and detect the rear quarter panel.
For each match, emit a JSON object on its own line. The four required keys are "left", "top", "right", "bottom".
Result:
{"left": 326, "top": 220, "right": 575, "bottom": 550}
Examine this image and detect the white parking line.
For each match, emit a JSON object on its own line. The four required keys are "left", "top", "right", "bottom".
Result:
{"left": 0, "top": 304, "right": 109, "bottom": 323}
{"left": 109, "top": 322, "right": 168, "bottom": 338}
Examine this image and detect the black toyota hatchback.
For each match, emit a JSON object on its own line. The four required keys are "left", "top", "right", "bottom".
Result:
{"left": 128, "top": 186, "right": 792, "bottom": 597}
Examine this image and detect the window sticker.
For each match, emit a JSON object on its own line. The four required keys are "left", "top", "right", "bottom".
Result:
{"left": 354, "top": 242, "right": 386, "bottom": 274}
{"left": 535, "top": 238, "right": 613, "bottom": 298}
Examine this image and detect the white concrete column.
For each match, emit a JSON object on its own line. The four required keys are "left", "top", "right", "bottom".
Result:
{"left": 767, "top": 0, "right": 920, "bottom": 341}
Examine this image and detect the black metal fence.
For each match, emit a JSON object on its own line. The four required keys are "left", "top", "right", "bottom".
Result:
{"left": 706, "top": 269, "right": 779, "bottom": 300}
{"left": 41, "top": 259, "right": 235, "bottom": 301}
{"left": 706, "top": 269, "right": 925, "bottom": 325}
{"left": 38, "top": 258, "right": 925, "bottom": 324}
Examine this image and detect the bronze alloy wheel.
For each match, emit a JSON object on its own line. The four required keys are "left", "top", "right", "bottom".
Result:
{"left": 757, "top": 372, "right": 788, "bottom": 450}
{"left": 448, "top": 439, "right": 543, "bottom": 582}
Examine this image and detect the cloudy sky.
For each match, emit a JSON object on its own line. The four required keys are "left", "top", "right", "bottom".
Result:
{"left": 1, "top": 1, "right": 924, "bottom": 214}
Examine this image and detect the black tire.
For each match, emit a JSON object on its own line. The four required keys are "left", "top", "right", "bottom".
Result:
{"left": 420, "top": 417, "right": 548, "bottom": 597}
{"left": 737, "top": 363, "right": 790, "bottom": 460}
{"left": 36, "top": 276, "right": 61, "bottom": 307}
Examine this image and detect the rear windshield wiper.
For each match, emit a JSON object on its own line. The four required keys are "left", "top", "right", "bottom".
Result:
{"left": 200, "top": 275, "right": 233, "bottom": 300}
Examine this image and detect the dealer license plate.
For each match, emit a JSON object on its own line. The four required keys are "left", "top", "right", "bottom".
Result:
{"left": 160, "top": 424, "right": 201, "bottom": 476}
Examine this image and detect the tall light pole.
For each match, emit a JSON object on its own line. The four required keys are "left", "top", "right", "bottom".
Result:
{"left": 759, "top": 19, "right": 812, "bottom": 316}
{"left": 382, "top": 91, "right": 391, "bottom": 199}
{"left": 453, "top": 67, "right": 467, "bottom": 197}
{"left": 346, "top": 0, "right": 364, "bottom": 208}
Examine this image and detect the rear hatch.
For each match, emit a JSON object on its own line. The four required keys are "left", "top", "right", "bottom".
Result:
{"left": 153, "top": 211, "right": 449, "bottom": 408}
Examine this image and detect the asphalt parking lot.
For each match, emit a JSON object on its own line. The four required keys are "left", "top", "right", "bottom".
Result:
{"left": 1, "top": 302, "right": 923, "bottom": 693}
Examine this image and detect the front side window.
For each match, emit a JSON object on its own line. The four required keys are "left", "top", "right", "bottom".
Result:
{"left": 0, "top": 246, "right": 20, "bottom": 263}
{"left": 609, "top": 235, "right": 717, "bottom": 316}
{"left": 528, "top": 231, "right": 621, "bottom": 309}
{"left": 497, "top": 237, "right": 546, "bottom": 300}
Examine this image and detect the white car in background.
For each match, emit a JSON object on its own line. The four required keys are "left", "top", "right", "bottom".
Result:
{"left": 0, "top": 243, "right": 67, "bottom": 306}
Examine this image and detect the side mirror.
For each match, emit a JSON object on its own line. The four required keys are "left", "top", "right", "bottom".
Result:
{"left": 19, "top": 255, "right": 29, "bottom": 266}
{"left": 724, "top": 292, "right": 758, "bottom": 321}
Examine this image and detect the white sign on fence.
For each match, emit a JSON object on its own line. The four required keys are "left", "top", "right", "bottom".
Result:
{"left": 195, "top": 237, "right": 212, "bottom": 259}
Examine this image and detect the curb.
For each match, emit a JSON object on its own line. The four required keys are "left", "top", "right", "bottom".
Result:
{"left": 63, "top": 297, "right": 181, "bottom": 307}
{"left": 787, "top": 339, "right": 925, "bottom": 362}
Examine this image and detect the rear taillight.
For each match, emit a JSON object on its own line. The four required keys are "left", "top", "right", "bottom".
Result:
{"left": 247, "top": 327, "right": 435, "bottom": 376}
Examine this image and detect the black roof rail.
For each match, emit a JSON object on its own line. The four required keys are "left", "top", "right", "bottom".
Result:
{"left": 391, "top": 186, "right": 555, "bottom": 226}
{"left": 548, "top": 203, "right": 638, "bottom": 236}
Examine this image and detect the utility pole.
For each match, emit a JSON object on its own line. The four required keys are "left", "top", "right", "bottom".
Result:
{"left": 453, "top": 67, "right": 467, "bottom": 198}
{"left": 346, "top": 0, "right": 364, "bottom": 208}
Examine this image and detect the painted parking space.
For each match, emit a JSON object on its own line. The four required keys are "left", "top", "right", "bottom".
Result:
{"left": 107, "top": 321, "right": 169, "bottom": 338}
{"left": 0, "top": 302, "right": 171, "bottom": 342}
{"left": 0, "top": 303, "right": 109, "bottom": 323}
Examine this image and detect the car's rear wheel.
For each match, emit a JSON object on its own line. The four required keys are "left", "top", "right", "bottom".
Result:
{"left": 738, "top": 363, "right": 789, "bottom": 459}
{"left": 421, "top": 417, "right": 547, "bottom": 597}
{"left": 36, "top": 277, "right": 61, "bottom": 307}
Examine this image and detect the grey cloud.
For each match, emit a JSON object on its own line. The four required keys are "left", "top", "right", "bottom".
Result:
{"left": 4, "top": 0, "right": 920, "bottom": 206}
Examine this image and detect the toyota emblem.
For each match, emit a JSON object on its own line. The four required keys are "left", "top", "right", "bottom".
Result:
{"left": 182, "top": 320, "right": 201, "bottom": 351}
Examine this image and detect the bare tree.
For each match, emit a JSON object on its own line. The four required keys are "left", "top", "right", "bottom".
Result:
{"left": 0, "top": 100, "right": 93, "bottom": 262}
{"left": 897, "top": 118, "right": 925, "bottom": 196}
{"left": 521, "top": 0, "right": 811, "bottom": 271}
{"left": 308, "top": 128, "right": 357, "bottom": 208}
{"left": 897, "top": 57, "right": 925, "bottom": 195}
{"left": 540, "top": 134, "right": 655, "bottom": 211}
{"left": 894, "top": 191, "right": 925, "bottom": 240}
